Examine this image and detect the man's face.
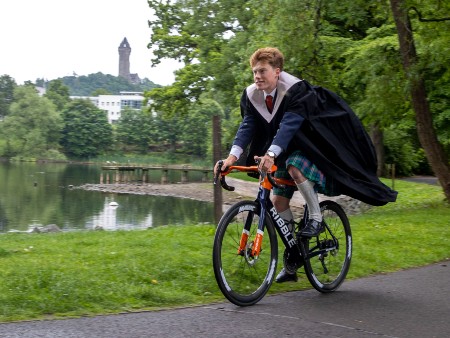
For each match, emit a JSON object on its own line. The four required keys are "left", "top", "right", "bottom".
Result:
{"left": 252, "top": 61, "right": 280, "bottom": 93}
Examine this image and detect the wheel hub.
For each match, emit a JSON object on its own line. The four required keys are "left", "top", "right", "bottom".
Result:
{"left": 244, "top": 241, "right": 259, "bottom": 266}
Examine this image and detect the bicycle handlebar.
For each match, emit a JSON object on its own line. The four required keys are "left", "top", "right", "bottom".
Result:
{"left": 214, "top": 160, "right": 288, "bottom": 191}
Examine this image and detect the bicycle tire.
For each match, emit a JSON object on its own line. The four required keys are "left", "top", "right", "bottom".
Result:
{"left": 303, "top": 200, "right": 352, "bottom": 293}
{"left": 212, "top": 200, "right": 278, "bottom": 306}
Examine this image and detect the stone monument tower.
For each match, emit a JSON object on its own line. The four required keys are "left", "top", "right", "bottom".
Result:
{"left": 118, "top": 37, "right": 141, "bottom": 84}
{"left": 118, "top": 37, "right": 131, "bottom": 80}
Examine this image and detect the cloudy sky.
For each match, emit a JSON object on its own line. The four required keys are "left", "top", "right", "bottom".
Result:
{"left": 0, "top": 0, "right": 181, "bottom": 86}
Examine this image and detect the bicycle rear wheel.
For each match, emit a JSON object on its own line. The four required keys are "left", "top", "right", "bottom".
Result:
{"left": 303, "top": 200, "right": 352, "bottom": 292}
{"left": 212, "top": 201, "right": 278, "bottom": 306}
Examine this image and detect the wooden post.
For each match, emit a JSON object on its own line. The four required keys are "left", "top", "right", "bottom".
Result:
{"left": 142, "top": 169, "right": 147, "bottom": 183}
{"left": 161, "top": 169, "right": 169, "bottom": 184}
{"left": 181, "top": 170, "right": 188, "bottom": 183}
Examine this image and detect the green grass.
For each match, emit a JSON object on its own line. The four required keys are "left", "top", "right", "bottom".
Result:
{"left": 0, "top": 179, "right": 448, "bottom": 322}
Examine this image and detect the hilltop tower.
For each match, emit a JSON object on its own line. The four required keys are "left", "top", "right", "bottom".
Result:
{"left": 118, "top": 37, "right": 141, "bottom": 84}
{"left": 118, "top": 37, "right": 131, "bottom": 80}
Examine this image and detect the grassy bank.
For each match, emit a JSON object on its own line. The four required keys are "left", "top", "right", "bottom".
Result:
{"left": 0, "top": 180, "right": 448, "bottom": 322}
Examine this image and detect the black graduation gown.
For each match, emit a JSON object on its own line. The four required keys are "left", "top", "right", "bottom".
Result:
{"left": 239, "top": 77, "right": 398, "bottom": 206}
{"left": 292, "top": 81, "right": 397, "bottom": 206}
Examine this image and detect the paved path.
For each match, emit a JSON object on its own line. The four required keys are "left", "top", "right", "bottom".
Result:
{"left": 400, "top": 175, "right": 439, "bottom": 186}
{"left": 0, "top": 261, "right": 448, "bottom": 338}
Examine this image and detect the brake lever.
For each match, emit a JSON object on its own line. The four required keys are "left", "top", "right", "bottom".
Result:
{"left": 213, "top": 160, "right": 223, "bottom": 185}
{"left": 213, "top": 160, "right": 235, "bottom": 191}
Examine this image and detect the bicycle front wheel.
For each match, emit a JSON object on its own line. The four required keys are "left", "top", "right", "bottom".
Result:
{"left": 212, "top": 201, "right": 278, "bottom": 306}
{"left": 303, "top": 200, "right": 352, "bottom": 293}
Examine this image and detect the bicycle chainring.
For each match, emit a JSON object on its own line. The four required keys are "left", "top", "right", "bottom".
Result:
{"left": 283, "top": 249, "right": 302, "bottom": 274}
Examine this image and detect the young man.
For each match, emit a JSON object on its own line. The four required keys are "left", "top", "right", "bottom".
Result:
{"left": 215, "top": 47, "right": 397, "bottom": 283}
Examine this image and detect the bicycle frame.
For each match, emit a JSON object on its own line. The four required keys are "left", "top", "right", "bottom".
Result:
{"left": 217, "top": 163, "right": 303, "bottom": 260}
{"left": 248, "top": 182, "right": 302, "bottom": 259}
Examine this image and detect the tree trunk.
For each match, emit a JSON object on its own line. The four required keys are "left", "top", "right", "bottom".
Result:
{"left": 390, "top": 0, "right": 450, "bottom": 202}
{"left": 370, "top": 123, "right": 385, "bottom": 177}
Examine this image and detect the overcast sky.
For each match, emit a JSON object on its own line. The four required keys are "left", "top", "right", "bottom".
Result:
{"left": 0, "top": 0, "right": 181, "bottom": 86}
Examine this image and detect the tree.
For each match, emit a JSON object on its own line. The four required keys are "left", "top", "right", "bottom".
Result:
{"left": 341, "top": 25, "right": 409, "bottom": 175}
{"left": 0, "top": 85, "right": 63, "bottom": 159}
{"left": 0, "top": 75, "right": 17, "bottom": 119}
{"left": 179, "top": 100, "right": 216, "bottom": 157}
{"left": 60, "top": 99, "right": 113, "bottom": 158}
{"left": 115, "top": 108, "right": 153, "bottom": 153}
{"left": 389, "top": 0, "right": 450, "bottom": 201}
{"left": 91, "top": 88, "right": 112, "bottom": 96}
{"left": 44, "top": 79, "right": 71, "bottom": 111}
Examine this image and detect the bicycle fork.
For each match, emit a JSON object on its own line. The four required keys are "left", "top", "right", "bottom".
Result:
{"left": 237, "top": 212, "right": 264, "bottom": 258}
{"left": 237, "top": 188, "right": 271, "bottom": 258}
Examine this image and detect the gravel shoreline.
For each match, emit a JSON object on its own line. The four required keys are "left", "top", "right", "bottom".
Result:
{"left": 77, "top": 178, "right": 372, "bottom": 217}
{"left": 77, "top": 180, "right": 255, "bottom": 206}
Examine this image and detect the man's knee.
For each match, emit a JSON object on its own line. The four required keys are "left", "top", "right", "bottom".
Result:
{"left": 272, "top": 195, "right": 290, "bottom": 212}
{"left": 287, "top": 165, "right": 306, "bottom": 183}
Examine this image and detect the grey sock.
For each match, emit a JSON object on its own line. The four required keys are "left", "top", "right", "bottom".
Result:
{"left": 278, "top": 208, "right": 294, "bottom": 232}
{"left": 296, "top": 180, "right": 322, "bottom": 222}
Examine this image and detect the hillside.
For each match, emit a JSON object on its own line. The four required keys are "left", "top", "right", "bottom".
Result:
{"left": 37, "top": 73, "right": 161, "bottom": 96}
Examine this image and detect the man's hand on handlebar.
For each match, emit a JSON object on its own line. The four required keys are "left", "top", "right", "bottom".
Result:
{"left": 214, "top": 155, "right": 237, "bottom": 177}
{"left": 254, "top": 154, "right": 274, "bottom": 173}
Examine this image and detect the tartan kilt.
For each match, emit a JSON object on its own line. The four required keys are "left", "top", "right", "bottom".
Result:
{"left": 273, "top": 150, "right": 340, "bottom": 198}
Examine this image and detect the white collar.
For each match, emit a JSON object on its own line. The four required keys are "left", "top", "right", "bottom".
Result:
{"left": 264, "top": 88, "right": 277, "bottom": 99}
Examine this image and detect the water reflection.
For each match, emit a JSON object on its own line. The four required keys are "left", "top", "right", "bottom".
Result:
{"left": 91, "top": 197, "right": 152, "bottom": 231}
{"left": 0, "top": 161, "right": 214, "bottom": 232}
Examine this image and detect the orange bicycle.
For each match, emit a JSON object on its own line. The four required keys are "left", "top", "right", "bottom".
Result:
{"left": 212, "top": 161, "right": 352, "bottom": 306}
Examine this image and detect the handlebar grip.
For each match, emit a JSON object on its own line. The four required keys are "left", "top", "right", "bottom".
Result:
{"left": 214, "top": 160, "right": 236, "bottom": 191}
{"left": 220, "top": 176, "right": 235, "bottom": 191}
{"left": 213, "top": 160, "right": 223, "bottom": 185}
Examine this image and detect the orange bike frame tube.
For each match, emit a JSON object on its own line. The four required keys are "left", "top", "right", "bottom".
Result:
{"left": 251, "top": 229, "right": 264, "bottom": 257}
{"left": 237, "top": 229, "right": 249, "bottom": 254}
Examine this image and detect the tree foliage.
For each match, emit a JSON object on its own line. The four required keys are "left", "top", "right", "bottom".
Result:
{"left": 48, "top": 73, "right": 160, "bottom": 96}
{"left": 44, "top": 79, "right": 71, "bottom": 111}
{"left": 0, "top": 86, "right": 63, "bottom": 159}
{"left": 60, "top": 99, "right": 113, "bottom": 158}
{"left": 115, "top": 108, "right": 153, "bottom": 153}
{"left": 0, "top": 75, "right": 17, "bottom": 119}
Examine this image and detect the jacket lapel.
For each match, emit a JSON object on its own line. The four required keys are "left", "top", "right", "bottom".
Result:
{"left": 246, "top": 72, "right": 302, "bottom": 122}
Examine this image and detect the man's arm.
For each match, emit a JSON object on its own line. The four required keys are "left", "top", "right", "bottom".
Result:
{"left": 269, "top": 112, "right": 304, "bottom": 156}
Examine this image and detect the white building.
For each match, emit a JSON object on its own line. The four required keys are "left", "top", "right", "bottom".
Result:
{"left": 71, "top": 91, "right": 145, "bottom": 124}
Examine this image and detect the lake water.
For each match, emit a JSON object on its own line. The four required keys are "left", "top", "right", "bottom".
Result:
{"left": 0, "top": 161, "right": 214, "bottom": 233}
